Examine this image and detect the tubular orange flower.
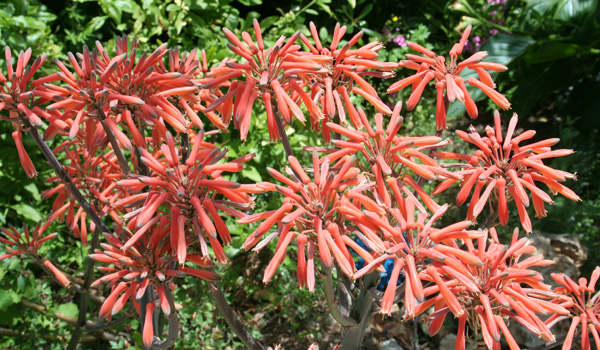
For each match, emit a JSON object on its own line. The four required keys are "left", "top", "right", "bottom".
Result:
{"left": 241, "top": 152, "right": 363, "bottom": 290}
{"left": 390, "top": 25, "right": 510, "bottom": 130}
{"left": 42, "top": 142, "right": 124, "bottom": 245}
{"left": 43, "top": 260, "right": 71, "bottom": 288}
{"left": 114, "top": 131, "right": 259, "bottom": 264}
{"left": 203, "top": 20, "right": 308, "bottom": 141}
{"left": 433, "top": 112, "right": 578, "bottom": 232}
{"left": 549, "top": 267, "right": 600, "bottom": 349}
{"left": 0, "top": 222, "right": 58, "bottom": 260}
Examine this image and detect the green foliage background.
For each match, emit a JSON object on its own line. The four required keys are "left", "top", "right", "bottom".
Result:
{"left": 0, "top": 0, "right": 598, "bottom": 348}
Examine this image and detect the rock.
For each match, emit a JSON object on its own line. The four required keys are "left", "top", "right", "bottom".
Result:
{"left": 439, "top": 334, "right": 457, "bottom": 349}
{"left": 528, "top": 231, "right": 587, "bottom": 289}
{"left": 378, "top": 339, "right": 403, "bottom": 350}
{"left": 508, "top": 231, "right": 586, "bottom": 347}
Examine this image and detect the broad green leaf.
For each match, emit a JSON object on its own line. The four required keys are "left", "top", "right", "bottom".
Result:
{"left": 10, "top": 203, "right": 42, "bottom": 222}
{"left": 526, "top": 0, "right": 597, "bottom": 20}
{"left": 241, "top": 166, "right": 262, "bottom": 182}
{"left": 56, "top": 303, "right": 79, "bottom": 319}
{"left": 0, "top": 290, "right": 21, "bottom": 310}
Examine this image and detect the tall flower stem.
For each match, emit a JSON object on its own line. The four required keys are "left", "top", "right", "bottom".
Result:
{"left": 271, "top": 97, "right": 294, "bottom": 159}
{"left": 19, "top": 118, "right": 110, "bottom": 350}
{"left": 323, "top": 266, "right": 358, "bottom": 327}
{"left": 480, "top": 212, "right": 499, "bottom": 230}
{"left": 340, "top": 272, "right": 379, "bottom": 350}
{"left": 209, "top": 281, "right": 265, "bottom": 350}
{"left": 98, "top": 108, "right": 131, "bottom": 175}
{"left": 151, "top": 286, "right": 180, "bottom": 349}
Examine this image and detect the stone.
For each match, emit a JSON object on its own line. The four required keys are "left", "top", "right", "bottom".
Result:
{"left": 508, "top": 231, "right": 586, "bottom": 347}
{"left": 378, "top": 338, "right": 403, "bottom": 350}
{"left": 439, "top": 334, "right": 457, "bottom": 349}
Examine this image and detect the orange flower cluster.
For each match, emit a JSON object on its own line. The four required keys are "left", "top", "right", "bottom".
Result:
{"left": 90, "top": 224, "right": 219, "bottom": 348}
{"left": 0, "top": 222, "right": 57, "bottom": 261}
{"left": 550, "top": 267, "right": 600, "bottom": 350}
{"left": 318, "top": 101, "right": 459, "bottom": 211}
{"left": 0, "top": 48, "right": 51, "bottom": 177}
{"left": 433, "top": 112, "right": 578, "bottom": 233}
{"left": 241, "top": 152, "right": 363, "bottom": 290}
{"left": 203, "top": 21, "right": 395, "bottom": 142}
{"left": 0, "top": 222, "right": 71, "bottom": 288}
{"left": 390, "top": 25, "right": 510, "bottom": 130}
{"left": 114, "top": 131, "right": 261, "bottom": 265}
{"left": 42, "top": 142, "right": 124, "bottom": 245}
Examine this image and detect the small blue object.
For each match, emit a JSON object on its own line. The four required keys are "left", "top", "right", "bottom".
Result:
{"left": 351, "top": 237, "right": 404, "bottom": 291}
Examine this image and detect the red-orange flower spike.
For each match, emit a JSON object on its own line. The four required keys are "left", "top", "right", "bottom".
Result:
{"left": 391, "top": 25, "right": 510, "bottom": 129}
{"left": 318, "top": 103, "right": 456, "bottom": 212}
{"left": 114, "top": 131, "right": 259, "bottom": 264}
{"left": 550, "top": 266, "right": 600, "bottom": 349}
{"left": 0, "top": 222, "right": 58, "bottom": 261}
{"left": 203, "top": 21, "right": 309, "bottom": 141}
{"left": 434, "top": 112, "right": 578, "bottom": 232}
{"left": 241, "top": 153, "right": 362, "bottom": 289}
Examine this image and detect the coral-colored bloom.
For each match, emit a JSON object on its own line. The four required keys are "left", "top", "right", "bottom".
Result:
{"left": 43, "top": 260, "right": 71, "bottom": 288}
{"left": 0, "top": 222, "right": 58, "bottom": 260}
{"left": 296, "top": 22, "right": 396, "bottom": 140}
{"left": 91, "top": 221, "right": 219, "bottom": 323}
{"left": 203, "top": 20, "right": 307, "bottom": 141}
{"left": 433, "top": 112, "right": 578, "bottom": 233}
{"left": 390, "top": 25, "right": 510, "bottom": 130}
{"left": 550, "top": 267, "right": 600, "bottom": 350}
{"left": 42, "top": 142, "right": 124, "bottom": 245}
{"left": 241, "top": 153, "right": 363, "bottom": 290}
{"left": 318, "top": 102, "right": 459, "bottom": 212}
{"left": 114, "top": 131, "right": 259, "bottom": 264}
{"left": 0, "top": 48, "right": 50, "bottom": 176}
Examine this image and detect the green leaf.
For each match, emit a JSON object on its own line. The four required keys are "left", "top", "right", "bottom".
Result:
{"left": 17, "top": 275, "right": 25, "bottom": 292}
{"left": 23, "top": 183, "right": 40, "bottom": 201}
{"left": 241, "top": 166, "right": 262, "bottom": 182}
{"left": 0, "top": 290, "right": 21, "bottom": 310}
{"left": 10, "top": 203, "right": 42, "bottom": 222}
{"left": 56, "top": 303, "right": 79, "bottom": 319}
{"left": 348, "top": 0, "right": 356, "bottom": 8}
{"left": 526, "top": 0, "right": 598, "bottom": 20}
{"left": 237, "top": 0, "right": 262, "bottom": 6}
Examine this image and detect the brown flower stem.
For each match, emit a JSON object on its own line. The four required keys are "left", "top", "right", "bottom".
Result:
{"left": 22, "top": 120, "right": 112, "bottom": 235}
{"left": 180, "top": 132, "right": 190, "bottom": 163}
{"left": 150, "top": 286, "right": 180, "bottom": 349}
{"left": 20, "top": 118, "right": 109, "bottom": 350}
{"left": 83, "top": 312, "right": 132, "bottom": 331}
{"left": 340, "top": 272, "right": 379, "bottom": 350}
{"left": 271, "top": 98, "right": 294, "bottom": 159}
{"left": 99, "top": 118, "right": 131, "bottom": 175}
{"left": 323, "top": 266, "right": 358, "bottom": 327}
{"left": 66, "top": 226, "right": 102, "bottom": 350}
{"left": 209, "top": 281, "right": 265, "bottom": 350}
{"left": 480, "top": 212, "right": 498, "bottom": 230}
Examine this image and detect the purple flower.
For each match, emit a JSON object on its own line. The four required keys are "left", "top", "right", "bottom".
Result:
{"left": 490, "top": 29, "right": 499, "bottom": 35}
{"left": 393, "top": 35, "right": 407, "bottom": 47}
